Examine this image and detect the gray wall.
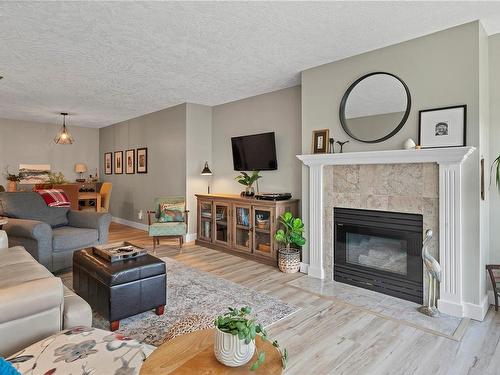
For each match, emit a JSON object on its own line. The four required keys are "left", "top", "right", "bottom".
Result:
{"left": 301, "top": 22, "right": 486, "bottom": 305}
{"left": 0, "top": 117, "right": 99, "bottom": 187}
{"left": 186, "top": 103, "right": 212, "bottom": 237}
{"left": 99, "top": 104, "right": 187, "bottom": 224}
{"left": 489, "top": 33, "right": 500, "bottom": 264}
{"left": 211, "top": 86, "right": 302, "bottom": 200}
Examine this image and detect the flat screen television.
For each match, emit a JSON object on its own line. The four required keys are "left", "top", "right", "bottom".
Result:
{"left": 231, "top": 132, "right": 277, "bottom": 171}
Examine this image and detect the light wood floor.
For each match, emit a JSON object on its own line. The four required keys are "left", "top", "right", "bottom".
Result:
{"left": 109, "top": 223, "right": 500, "bottom": 375}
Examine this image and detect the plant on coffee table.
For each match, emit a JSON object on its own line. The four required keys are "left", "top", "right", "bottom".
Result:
{"left": 214, "top": 307, "right": 288, "bottom": 371}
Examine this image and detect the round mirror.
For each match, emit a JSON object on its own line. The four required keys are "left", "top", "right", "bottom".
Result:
{"left": 339, "top": 72, "right": 411, "bottom": 143}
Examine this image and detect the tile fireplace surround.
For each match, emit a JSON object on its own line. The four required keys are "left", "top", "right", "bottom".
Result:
{"left": 298, "top": 147, "right": 476, "bottom": 319}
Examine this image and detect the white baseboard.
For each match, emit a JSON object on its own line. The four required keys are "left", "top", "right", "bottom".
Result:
{"left": 300, "top": 262, "right": 309, "bottom": 274}
{"left": 463, "top": 294, "right": 489, "bottom": 321}
{"left": 437, "top": 299, "right": 464, "bottom": 318}
{"left": 307, "top": 265, "right": 325, "bottom": 279}
{"left": 186, "top": 232, "right": 197, "bottom": 242}
{"left": 112, "top": 216, "right": 148, "bottom": 231}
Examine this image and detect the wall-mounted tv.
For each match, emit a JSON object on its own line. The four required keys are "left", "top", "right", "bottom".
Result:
{"left": 231, "top": 132, "right": 277, "bottom": 171}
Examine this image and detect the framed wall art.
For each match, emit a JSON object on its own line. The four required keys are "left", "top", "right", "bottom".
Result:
{"left": 114, "top": 151, "right": 123, "bottom": 174}
{"left": 125, "top": 149, "right": 135, "bottom": 174}
{"left": 418, "top": 105, "right": 466, "bottom": 148}
{"left": 104, "top": 152, "right": 113, "bottom": 175}
{"left": 312, "top": 129, "right": 329, "bottom": 154}
{"left": 137, "top": 147, "right": 148, "bottom": 174}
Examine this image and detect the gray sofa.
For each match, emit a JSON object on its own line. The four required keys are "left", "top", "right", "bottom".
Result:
{"left": 0, "top": 192, "right": 111, "bottom": 272}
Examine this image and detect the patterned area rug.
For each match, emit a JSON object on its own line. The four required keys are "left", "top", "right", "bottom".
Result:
{"left": 61, "top": 257, "right": 298, "bottom": 347}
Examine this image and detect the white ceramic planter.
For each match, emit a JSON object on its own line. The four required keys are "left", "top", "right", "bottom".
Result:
{"left": 214, "top": 328, "right": 255, "bottom": 367}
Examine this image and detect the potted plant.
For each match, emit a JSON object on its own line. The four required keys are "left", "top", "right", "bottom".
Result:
{"left": 235, "top": 171, "right": 262, "bottom": 197}
{"left": 274, "top": 212, "right": 306, "bottom": 273}
{"left": 3, "top": 167, "right": 20, "bottom": 192}
{"left": 214, "top": 306, "right": 287, "bottom": 370}
{"left": 47, "top": 172, "right": 68, "bottom": 185}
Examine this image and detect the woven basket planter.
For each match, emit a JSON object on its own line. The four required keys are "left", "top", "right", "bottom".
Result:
{"left": 278, "top": 248, "right": 301, "bottom": 273}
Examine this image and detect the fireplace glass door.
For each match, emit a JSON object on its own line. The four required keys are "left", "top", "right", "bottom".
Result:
{"left": 345, "top": 232, "right": 408, "bottom": 276}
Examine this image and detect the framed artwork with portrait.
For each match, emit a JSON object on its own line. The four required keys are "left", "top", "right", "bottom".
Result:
{"left": 104, "top": 152, "right": 113, "bottom": 175}
{"left": 125, "top": 149, "right": 135, "bottom": 174}
{"left": 312, "top": 129, "right": 329, "bottom": 154}
{"left": 114, "top": 151, "right": 123, "bottom": 174}
{"left": 137, "top": 147, "right": 148, "bottom": 174}
{"left": 418, "top": 105, "right": 466, "bottom": 148}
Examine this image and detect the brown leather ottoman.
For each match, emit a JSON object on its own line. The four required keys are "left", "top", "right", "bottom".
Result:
{"left": 73, "top": 248, "right": 166, "bottom": 331}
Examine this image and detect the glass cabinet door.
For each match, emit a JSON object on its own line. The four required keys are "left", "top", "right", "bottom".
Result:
{"left": 214, "top": 202, "right": 230, "bottom": 246}
{"left": 198, "top": 201, "right": 213, "bottom": 242}
{"left": 233, "top": 204, "right": 252, "bottom": 252}
{"left": 253, "top": 206, "right": 274, "bottom": 258}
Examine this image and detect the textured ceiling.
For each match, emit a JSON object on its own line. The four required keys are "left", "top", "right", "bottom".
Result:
{"left": 1, "top": 1, "right": 500, "bottom": 128}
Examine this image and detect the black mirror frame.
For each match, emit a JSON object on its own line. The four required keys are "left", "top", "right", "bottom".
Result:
{"left": 339, "top": 72, "right": 412, "bottom": 144}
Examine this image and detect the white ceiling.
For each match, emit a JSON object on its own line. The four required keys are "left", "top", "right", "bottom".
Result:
{"left": 1, "top": 1, "right": 500, "bottom": 128}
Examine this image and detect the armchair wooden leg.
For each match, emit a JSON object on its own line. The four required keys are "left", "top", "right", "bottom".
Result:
{"left": 495, "top": 294, "right": 498, "bottom": 312}
{"left": 153, "top": 237, "right": 156, "bottom": 251}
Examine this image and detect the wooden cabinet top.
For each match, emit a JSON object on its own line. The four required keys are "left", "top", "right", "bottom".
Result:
{"left": 195, "top": 193, "right": 299, "bottom": 206}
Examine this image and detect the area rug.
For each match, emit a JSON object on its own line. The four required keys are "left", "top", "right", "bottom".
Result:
{"left": 61, "top": 257, "right": 299, "bottom": 346}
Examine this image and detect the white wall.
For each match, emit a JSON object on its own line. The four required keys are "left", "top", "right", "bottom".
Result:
{"left": 186, "top": 103, "right": 212, "bottom": 239}
{"left": 489, "top": 33, "right": 500, "bottom": 265}
{"left": 301, "top": 22, "right": 486, "bottom": 307}
{"left": 0, "top": 117, "right": 99, "bottom": 187}
{"left": 211, "top": 86, "right": 302, "bottom": 199}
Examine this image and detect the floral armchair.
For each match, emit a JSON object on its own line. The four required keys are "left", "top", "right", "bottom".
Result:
{"left": 148, "top": 196, "right": 188, "bottom": 250}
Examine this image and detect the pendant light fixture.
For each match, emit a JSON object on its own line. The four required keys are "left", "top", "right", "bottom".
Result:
{"left": 54, "top": 112, "right": 75, "bottom": 145}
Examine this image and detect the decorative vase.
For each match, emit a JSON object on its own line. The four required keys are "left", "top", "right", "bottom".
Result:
{"left": 403, "top": 138, "right": 416, "bottom": 150}
{"left": 214, "top": 327, "right": 255, "bottom": 367}
{"left": 244, "top": 186, "right": 255, "bottom": 197}
{"left": 278, "top": 248, "right": 301, "bottom": 273}
{"left": 6, "top": 181, "right": 17, "bottom": 192}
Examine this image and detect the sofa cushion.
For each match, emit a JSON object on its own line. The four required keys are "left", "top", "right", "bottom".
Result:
{"left": 52, "top": 226, "right": 98, "bottom": 252}
{"left": 0, "top": 192, "right": 69, "bottom": 228}
{"left": 0, "top": 247, "right": 53, "bottom": 289}
{"left": 7, "top": 327, "right": 154, "bottom": 375}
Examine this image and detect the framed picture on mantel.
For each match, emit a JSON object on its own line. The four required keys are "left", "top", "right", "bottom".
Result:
{"left": 312, "top": 129, "right": 329, "bottom": 154}
{"left": 137, "top": 147, "right": 148, "bottom": 174}
{"left": 418, "top": 105, "right": 466, "bottom": 148}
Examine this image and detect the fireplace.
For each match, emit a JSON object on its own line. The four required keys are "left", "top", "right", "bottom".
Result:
{"left": 334, "top": 208, "right": 423, "bottom": 304}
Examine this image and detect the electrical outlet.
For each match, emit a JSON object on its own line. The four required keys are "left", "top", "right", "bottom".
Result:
{"left": 138, "top": 210, "right": 143, "bottom": 220}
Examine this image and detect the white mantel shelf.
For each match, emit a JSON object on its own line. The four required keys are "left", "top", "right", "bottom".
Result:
{"left": 297, "top": 146, "right": 475, "bottom": 166}
{"left": 298, "top": 146, "right": 483, "bottom": 320}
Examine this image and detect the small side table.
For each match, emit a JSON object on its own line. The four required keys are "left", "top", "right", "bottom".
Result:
{"left": 140, "top": 328, "right": 283, "bottom": 374}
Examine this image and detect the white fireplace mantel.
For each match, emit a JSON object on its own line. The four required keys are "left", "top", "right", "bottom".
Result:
{"left": 297, "top": 146, "right": 476, "bottom": 318}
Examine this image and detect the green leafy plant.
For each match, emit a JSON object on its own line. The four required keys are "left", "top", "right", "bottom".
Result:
{"left": 274, "top": 212, "right": 306, "bottom": 251}
{"left": 47, "top": 172, "right": 68, "bottom": 184}
{"left": 234, "top": 171, "right": 262, "bottom": 188}
{"left": 214, "top": 307, "right": 288, "bottom": 371}
{"left": 3, "top": 166, "right": 20, "bottom": 182}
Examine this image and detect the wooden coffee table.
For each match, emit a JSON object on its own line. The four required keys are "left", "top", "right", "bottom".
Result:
{"left": 140, "top": 329, "right": 283, "bottom": 374}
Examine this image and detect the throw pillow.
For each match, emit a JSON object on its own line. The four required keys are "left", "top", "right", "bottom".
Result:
{"left": 158, "top": 203, "right": 184, "bottom": 222}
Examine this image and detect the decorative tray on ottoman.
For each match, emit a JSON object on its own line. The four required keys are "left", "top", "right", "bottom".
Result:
{"left": 92, "top": 241, "right": 148, "bottom": 262}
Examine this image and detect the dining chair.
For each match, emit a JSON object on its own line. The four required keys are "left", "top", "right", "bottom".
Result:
{"left": 99, "top": 182, "right": 113, "bottom": 213}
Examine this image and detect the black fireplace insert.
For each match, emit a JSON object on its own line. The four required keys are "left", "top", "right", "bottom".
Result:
{"left": 334, "top": 207, "right": 423, "bottom": 304}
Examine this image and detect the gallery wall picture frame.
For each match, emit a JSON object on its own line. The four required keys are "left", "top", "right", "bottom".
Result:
{"left": 104, "top": 152, "right": 113, "bottom": 175}
{"left": 312, "top": 129, "right": 330, "bottom": 154}
{"left": 114, "top": 151, "right": 123, "bottom": 174}
{"left": 137, "top": 147, "right": 148, "bottom": 174}
{"left": 125, "top": 149, "right": 135, "bottom": 174}
{"left": 418, "top": 105, "right": 466, "bottom": 148}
